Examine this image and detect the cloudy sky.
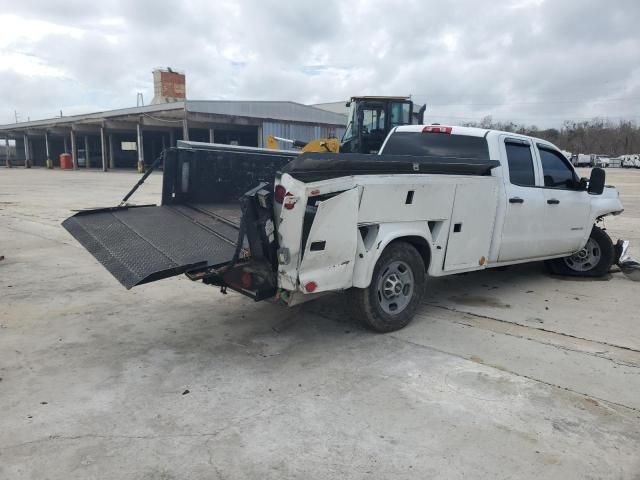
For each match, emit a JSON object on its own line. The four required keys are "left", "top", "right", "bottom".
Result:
{"left": 1, "top": 0, "right": 639, "bottom": 127}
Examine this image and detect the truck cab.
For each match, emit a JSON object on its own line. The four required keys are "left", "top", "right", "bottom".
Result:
{"left": 379, "top": 125, "right": 623, "bottom": 266}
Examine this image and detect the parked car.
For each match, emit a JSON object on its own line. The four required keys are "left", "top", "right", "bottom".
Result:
{"left": 575, "top": 153, "right": 592, "bottom": 167}
{"left": 622, "top": 155, "right": 640, "bottom": 168}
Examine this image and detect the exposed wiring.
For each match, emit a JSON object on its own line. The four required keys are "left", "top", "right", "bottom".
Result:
{"left": 141, "top": 112, "right": 185, "bottom": 123}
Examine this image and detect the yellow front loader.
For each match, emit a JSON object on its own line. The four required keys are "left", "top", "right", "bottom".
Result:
{"left": 266, "top": 96, "right": 425, "bottom": 154}
{"left": 266, "top": 135, "right": 340, "bottom": 153}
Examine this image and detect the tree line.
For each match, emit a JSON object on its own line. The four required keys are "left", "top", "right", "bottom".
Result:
{"left": 462, "top": 117, "right": 640, "bottom": 156}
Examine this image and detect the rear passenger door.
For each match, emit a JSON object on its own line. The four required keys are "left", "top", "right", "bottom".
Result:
{"left": 498, "top": 137, "right": 547, "bottom": 262}
{"left": 535, "top": 145, "right": 590, "bottom": 255}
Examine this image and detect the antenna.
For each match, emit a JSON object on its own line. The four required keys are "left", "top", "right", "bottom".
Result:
{"left": 136, "top": 92, "right": 145, "bottom": 107}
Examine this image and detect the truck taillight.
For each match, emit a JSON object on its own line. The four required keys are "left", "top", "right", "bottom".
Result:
{"left": 274, "top": 185, "right": 286, "bottom": 204}
{"left": 422, "top": 125, "right": 452, "bottom": 134}
{"left": 241, "top": 271, "right": 252, "bottom": 289}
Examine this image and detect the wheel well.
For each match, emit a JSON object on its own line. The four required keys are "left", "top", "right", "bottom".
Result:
{"left": 390, "top": 236, "right": 431, "bottom": 271}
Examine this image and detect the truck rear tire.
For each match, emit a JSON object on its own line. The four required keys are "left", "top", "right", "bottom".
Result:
{"left": 546, "top": 225, "right": 614, "bottom": 277}
{"left": 349, "top": 241, "right": 425, "bottom": 333}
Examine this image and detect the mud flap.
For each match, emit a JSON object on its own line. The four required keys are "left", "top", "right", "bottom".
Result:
{"left": 62, "top": 205, "right": 239, "bottom": 289}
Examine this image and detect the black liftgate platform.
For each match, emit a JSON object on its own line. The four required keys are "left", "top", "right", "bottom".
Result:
{"left": 62, "top": 142, "right": 296, "bottom": 289}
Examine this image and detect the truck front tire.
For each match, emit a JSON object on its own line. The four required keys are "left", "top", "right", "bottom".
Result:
{"left": 349, "top": 241, "right": 425, "bottom": 333}
{"left": 546, "top": 225, "right": 614, "bottom": 277}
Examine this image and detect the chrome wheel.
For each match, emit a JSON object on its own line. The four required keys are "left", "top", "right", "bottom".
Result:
{"left": 376, "top": 260, "right": 414, "bottom": 315}
{"left": 563, "top": 239, "right": 601, "bottom": 272}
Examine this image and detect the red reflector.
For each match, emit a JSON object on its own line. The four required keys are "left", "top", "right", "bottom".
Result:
{"left": 283, "top": 193, "right": 297, "bottom": 210}
{"left": 241, "top": 271, "right": 252, "bottom": 289}
{"left": 274, "top": 185, "right": 286, "bottom": 204}
{"left": 305, "top": 281, "right": 317, "bottom": 293}
{"left": 422, "top": 125, "right": 452, "bottom": 134}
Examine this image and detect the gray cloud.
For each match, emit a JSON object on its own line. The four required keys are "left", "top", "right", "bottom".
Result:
{"left": 1, "top": 0, "right": 639, "bottom": 127}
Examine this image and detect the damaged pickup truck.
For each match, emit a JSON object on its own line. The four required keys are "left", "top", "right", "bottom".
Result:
{"left": 63, "top": 126, "right": 634, "bottom": 332}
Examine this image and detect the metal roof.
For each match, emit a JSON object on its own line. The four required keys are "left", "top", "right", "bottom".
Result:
{"left": 0, "top": 102, "right": 185, "bottom": 131}
{"left": 0, "top": 100, "right": 347, "bottom": 132}
{"left": 185, "top": 100, "right": 346, "bottom": 125}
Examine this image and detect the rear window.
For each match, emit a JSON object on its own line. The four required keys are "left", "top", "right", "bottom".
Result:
{"left": 381, "top": 131, "right": 490, "bottom": 159}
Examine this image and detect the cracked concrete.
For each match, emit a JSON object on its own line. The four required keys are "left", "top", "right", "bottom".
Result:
{"left": 1, "top": 168, "right": 640, "bottom": 479}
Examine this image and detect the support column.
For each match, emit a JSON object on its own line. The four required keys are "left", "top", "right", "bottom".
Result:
{"left": 182, "top": 118, "right": 189, "bottom": 142}
{"left": 136, "top": 123, "right": 144, "bottom": 173}
{"left": 257, "top": 125, "right": 263, "bottom": 148}
{"left": 63, "top": 136, "right": 68, "bottom": 153}
{"left": 169, "top": 129, "right": 176, "bottom": 147}
{"left": 84, "top": 135, "right": 91, "bottom": 168}
{"left": 4, "top": 138, "right": 11, "bottom": 168}
{"left": 108, "top": 134, "right": 115, "bottom": 169}
{"left": 23, "top": 134, "right": 31, "bottom": 168}
{"left": 100, "top": 127, "right": 107, "bottom": 172}
{"left": 208, "top": 128, "right": 215, "bottom": 144}
{"left": 45, "top": 131, "right": 52, "bottom": 169}
{"left": 70, "top": 130, "right": 78, "bottom": 169}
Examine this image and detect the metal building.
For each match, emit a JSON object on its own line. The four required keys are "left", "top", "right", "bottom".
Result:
{"left": 0, "top": 100, "right": 346, "bottom": 170}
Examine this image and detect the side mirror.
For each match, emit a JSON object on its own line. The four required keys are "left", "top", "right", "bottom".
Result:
{"left": 578, "top": 177, "right": 588, "bottom": 190}
{"left": 588, "top": 167, "right": 605, "bottom": 195}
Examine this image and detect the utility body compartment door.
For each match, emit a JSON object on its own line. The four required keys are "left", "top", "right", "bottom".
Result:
{"left": 298, "top": 188, "right": 359, "bottom": 292}
{"left": 443, "top": 179, "right": 499, "bottom": 271}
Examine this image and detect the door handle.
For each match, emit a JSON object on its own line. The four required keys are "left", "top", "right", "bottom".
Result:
{"left": 547, "top": 199, "right": 560, "bottom": 205}
{"left": 509, "top": 197, "right": 524, "bottom": 204}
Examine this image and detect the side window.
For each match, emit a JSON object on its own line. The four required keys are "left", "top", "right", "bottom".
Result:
{"left": 390, "top": 102, "right": 411, "bottom": 127}
{"left": 539, "top": 147, "right": 577, "bottom": 188}
{"left": 361, "top": 108, "right": 385, "bottom": 133}
{"left": 505, "top": 141, "right": 535, "bottom": 186}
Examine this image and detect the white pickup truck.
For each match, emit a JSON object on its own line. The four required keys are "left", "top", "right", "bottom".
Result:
{"left": 270, "top": 125, "right": 624, "bottom": 331}
{"left": 64, "top": 126, "right": 630, "bottom": 333}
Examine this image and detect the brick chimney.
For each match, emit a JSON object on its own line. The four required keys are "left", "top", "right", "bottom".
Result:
{"left": 151, "top": 68, "right": 186, "bottom": 104}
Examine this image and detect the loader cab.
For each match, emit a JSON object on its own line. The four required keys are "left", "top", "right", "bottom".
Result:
{"left": 340, "top": 96, "right": 425, "bottom": 154}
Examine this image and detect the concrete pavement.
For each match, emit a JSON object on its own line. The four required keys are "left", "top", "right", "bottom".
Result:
{"left": 1, "top": 168, "right": 639, "bottom": 479}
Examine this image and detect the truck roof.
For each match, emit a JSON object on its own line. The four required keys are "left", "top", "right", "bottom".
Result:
{"left": 393, "top": 124, "right": 558, "bottom": 149}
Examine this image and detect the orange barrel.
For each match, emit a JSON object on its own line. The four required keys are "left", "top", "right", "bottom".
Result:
{"left": 59, "top": 153, "right": 73, "bottom": 169}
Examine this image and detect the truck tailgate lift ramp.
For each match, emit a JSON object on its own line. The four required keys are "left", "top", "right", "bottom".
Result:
{"left": 62, "top": 143, "right": 296, "bottom": 290}
{"left": 62, "top": 204, "right": 240, "bottom": 289}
